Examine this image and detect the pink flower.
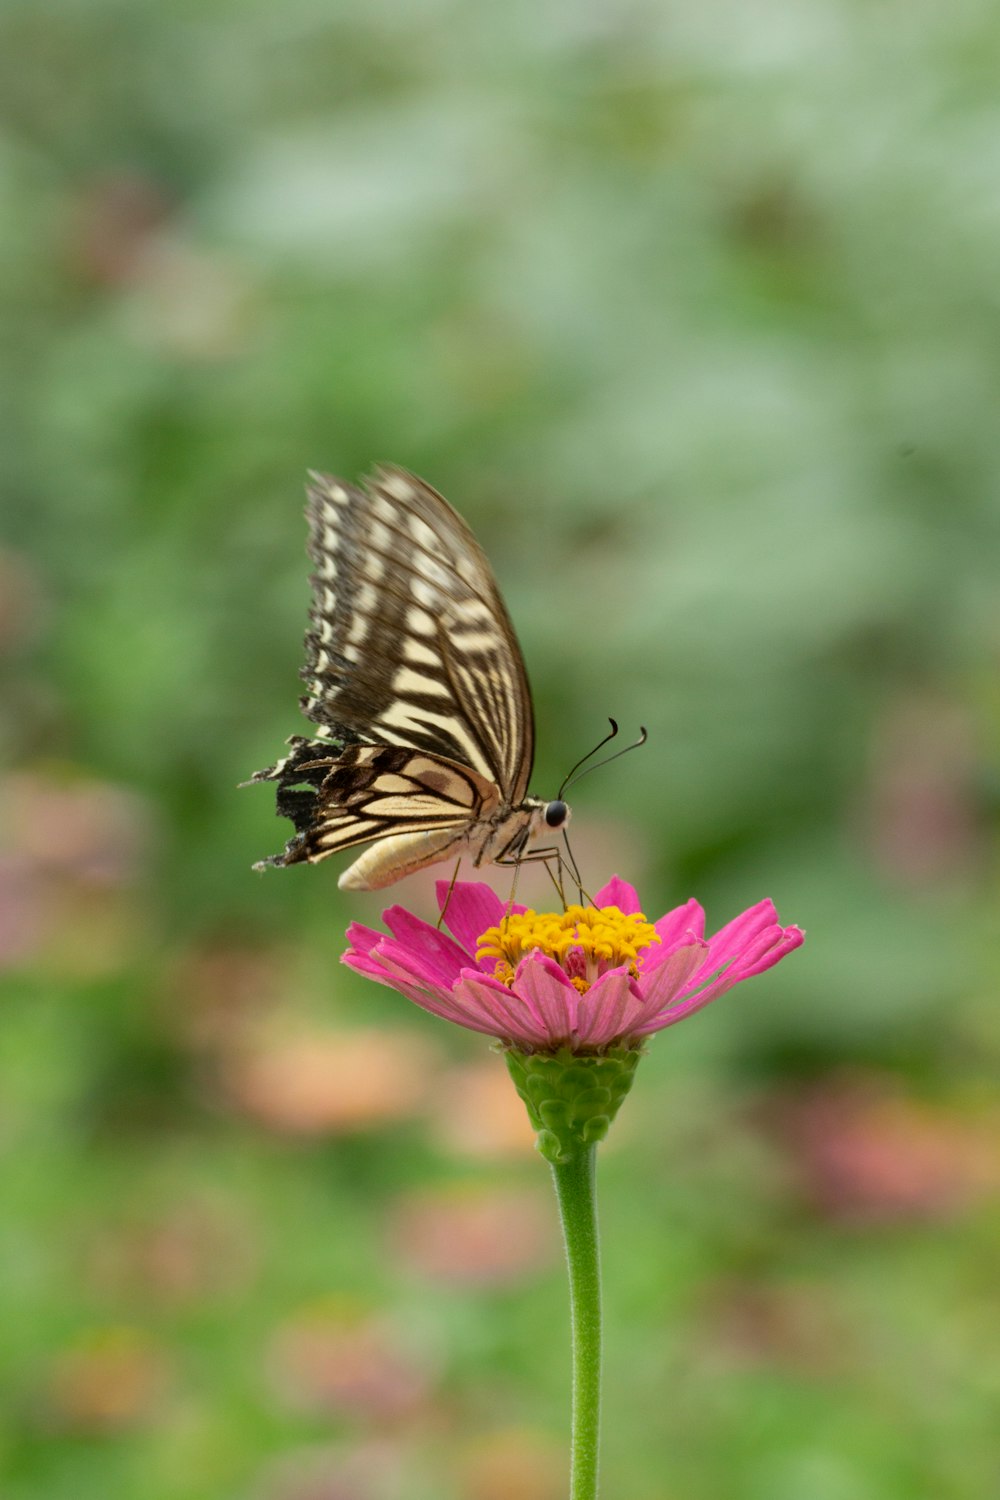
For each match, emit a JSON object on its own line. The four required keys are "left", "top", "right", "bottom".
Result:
{"left": 343, "top": 876, "right": 803, "bottom": 1054}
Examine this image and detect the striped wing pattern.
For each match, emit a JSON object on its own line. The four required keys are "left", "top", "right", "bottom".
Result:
{"left": 300, "top": 466, "right": 534, "bottom": 801}
{"left": 265, "top": 742, "right": 500, "bottom": 866}
{"left": 251, "top": 466, "right": 536, "bottom": 876}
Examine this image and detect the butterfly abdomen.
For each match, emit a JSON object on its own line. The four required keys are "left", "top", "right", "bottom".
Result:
{"left": 337, "top": 827, "right": 471, "bottom": 890}
{"left": 337, "top": 795, "right": 562, "bottom": 890}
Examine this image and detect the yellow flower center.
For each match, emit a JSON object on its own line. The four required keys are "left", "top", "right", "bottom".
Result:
{"left": 476, "top": 905, "right": 661, "bottom": 992}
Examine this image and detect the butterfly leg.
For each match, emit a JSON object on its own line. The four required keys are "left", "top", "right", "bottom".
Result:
{"left": 437, "top": 857, "right": 463, "bottom": 929}
{"left": 540, "top": 848, "right": 568, "bottom": 908}
{"left": 496, "top": 845, "right": 568, "bottom": 910}
{"left": 500, "top": 849, "right": 565, "bottom": 914}
{"left": 513, "top": 835, "right": 596, "bottom": 909}
{"left": 559, "top": 828, "right": 592, "bottom": 906}
{"left": 503, "top": 859, "right": 522, "bottom": 921}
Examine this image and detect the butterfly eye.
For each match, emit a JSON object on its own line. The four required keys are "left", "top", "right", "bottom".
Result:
{"left": 545, "top": 799, "right": 568, "bottom": 829}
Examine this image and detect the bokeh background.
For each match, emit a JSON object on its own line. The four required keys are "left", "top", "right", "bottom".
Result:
{"left": 2, "top": 3, "right": 999, "bottom": 1497}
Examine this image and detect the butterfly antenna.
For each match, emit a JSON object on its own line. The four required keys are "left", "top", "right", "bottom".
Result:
{"left": 559, "top": 722, "right": 648, "bottom": 797}
{"left": 557, "top": 719, "right": 620, "bottom": 799}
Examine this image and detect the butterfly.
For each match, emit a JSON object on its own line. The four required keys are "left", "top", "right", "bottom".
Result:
{"left": 249, "top": 465, "right": 570, "bottom": 890}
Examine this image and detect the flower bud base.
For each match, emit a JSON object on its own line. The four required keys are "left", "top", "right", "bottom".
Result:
{"left": 503, "top": 1046, "right": 642, "bottom": 1165}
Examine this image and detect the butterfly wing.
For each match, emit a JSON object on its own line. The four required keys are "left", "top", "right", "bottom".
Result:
{"left": 299, "top": 465, "right": 535, "bottom": 802}
{"left": 250, "top": 466, "right": 536, "bottom": 881}
{"left": 254, "top": 741, "right": 501, "bottom": 872}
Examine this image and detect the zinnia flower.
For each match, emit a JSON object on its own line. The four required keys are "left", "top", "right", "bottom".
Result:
{"left": 343, "top": 875, "right": 803, "bottom": 1055}
{"left": 344, "top": 871, "right": 805, "bottom": 1496}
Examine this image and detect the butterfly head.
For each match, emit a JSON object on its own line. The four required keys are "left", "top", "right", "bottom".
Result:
{"left": 544, "top": 799, "right": 569, "bottom": 829}
{"left": 512, "top": 794, "right": 570, "bottom": 846}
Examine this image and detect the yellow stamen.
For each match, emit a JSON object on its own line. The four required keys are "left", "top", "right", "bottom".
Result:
{"left": 477, "top": 904, "right": 660, "bottom": 991}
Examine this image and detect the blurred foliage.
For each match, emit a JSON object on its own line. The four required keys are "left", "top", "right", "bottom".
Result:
{"left": 2, "top": 1, "right": 999, "bottom": 1497}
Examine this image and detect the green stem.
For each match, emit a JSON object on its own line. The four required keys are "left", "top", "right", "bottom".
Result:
{"left": 503, "top": 1047, "right": 639, "bottom": 1496}
{"left": 550, "top": 1143, "right": 602, "bottom": 1500}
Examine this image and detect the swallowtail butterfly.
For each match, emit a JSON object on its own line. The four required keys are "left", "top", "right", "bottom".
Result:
{"left": 250, "top": 466, "right": 569, "bottom": 890}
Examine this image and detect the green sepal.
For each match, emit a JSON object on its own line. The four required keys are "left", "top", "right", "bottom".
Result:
{"left": 502, "top": 1046, "right": 643, "bottom": 1164}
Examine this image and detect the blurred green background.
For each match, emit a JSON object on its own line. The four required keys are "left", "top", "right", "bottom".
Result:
{"left": 2, "top": 2, "right": 999, "bottom": 1497}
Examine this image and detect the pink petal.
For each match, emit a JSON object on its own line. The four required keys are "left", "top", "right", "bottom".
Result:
{"left": 513, "top": 952, "right": 581, "bottom": 1046}
{"left": 342, "top": 884, "right": 802, "bottom": 1052}
{"left": 434, "top": 879, "right": 506, "bottom": 964}
{"left": 682, "top": 900, "right": 778, "bottom": 990}
{"left": 381, "top": 905, "right": 472, "bottom": 987}
{"left": 342, "top": 949, "right": 486, "bottom": 1029}
{"left": 354, "top": 941, "right": 518, "bottom": 1036}
{"left": 639, "top": 921, "right": 707, "bottom": 981}
{"left": 723, "top": 926, "right": 792, "bottom": 979}
{"left": 413, "top": 982, "right": 515, "bottom": 1035}
{"left": 368, "top": 936, "right": 467, "bottom": 1000}
{"left": 574, "top": 968, "right": 645, "bottom": 1047}
{"left": 633, "top": 981, "right": 731, "bottom": 1034}
{"left": 633, "top": 971, "right": 732, "bottom": 1035}
{"left": 738, "top": 924, "right": 804, "bottom": 978}
{"left": 654, "top": 898, "right": 706, "bottom": 947}
{"left": 592, "top": 875, "right": 642, "bottom": 914}
{"left": 632, "top": 940, "right": 708, "bottom": 1019}
{"left": 344, "top": 921, "right": 389, "bottom": 961}
{"left": 635, "top": 919, "right": 804, "bottom": 1036}
{"left": 341, "top": 950, "right": 396, "bottom": 985}
{"left": 453, "top": 972, "right": 551, "bottom": 1049}
{"left": 400, "top": 981, "right": 509, "bottom": 1036}
{"left": 704, "top": 899, "right": 779, "bottom": 969}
